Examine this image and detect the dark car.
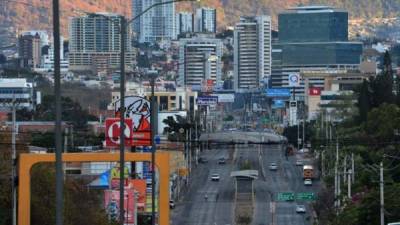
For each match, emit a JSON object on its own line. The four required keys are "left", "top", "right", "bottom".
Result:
{"left": 198, "top": 157, "right": 208, "bottom": 163}
{"left": 218, "top": 157, "right": 226, "bottom": 164}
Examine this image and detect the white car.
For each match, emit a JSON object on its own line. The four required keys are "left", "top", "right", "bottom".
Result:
{"left": 295, "top": 205, "right": 306, "bottom": 213}
{"left": 269, "top": 163, "right": 278, "bottom": 171}
{"left": 304, "top": 179, "right": 312, "bottom": 186}
{"left": 211, "top": 173, "right": 220, "bottom": 181}
{"left": 295, "top": 160, "right": 304, "bottom": 166}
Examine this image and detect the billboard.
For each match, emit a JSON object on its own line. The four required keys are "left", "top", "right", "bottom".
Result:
{"left": 130, "top": 179, "right": 147, "bottom": 211}
{"left": 105, "top": 118, "right": 133, "bottom": 147}
{"left": 289, "top": 101, "right": 298, "bottom": 126}
{"left": 288, "top": 73, "right": 300, "bottom": 87}
{"left": 309, "top": 87, "right": 322, "bottom": 96}
{"left": 196, "top": 96, "right": 218, "bottom": 106}
{"left": 114, "top": 96, "right": 151, "bottom": 146}
{"left": 104, "top": 189, "right": 135, "bottom": 223}
{"left": 212, "top": 94, "right": 235, "bottom": 103}
{"left": 266, "top": 88, "right": 291, "bottom": 97}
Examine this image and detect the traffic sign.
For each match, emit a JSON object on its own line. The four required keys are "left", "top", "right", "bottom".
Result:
{"left": 296, "top": 192, "right": 316, "bottom": 201}
{"left": 196, "top": 96, "right": 218, "bottom": 106}
{"left": 277, "top": 192, "right": 295, "bottom": 201}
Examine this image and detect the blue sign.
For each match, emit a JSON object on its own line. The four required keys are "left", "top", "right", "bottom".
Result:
{"left": 272, "top": 100, "right": 285, "bottom": 109}
{"left": 266, "top": 88, "right": 291, "bottom": 97}
{"left": 196, "top": 96, "right": 218, "bottom": 105}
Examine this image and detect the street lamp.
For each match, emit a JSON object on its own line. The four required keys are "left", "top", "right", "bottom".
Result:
{"left": 51, "top": 1, "right": 200, "bottom": 225}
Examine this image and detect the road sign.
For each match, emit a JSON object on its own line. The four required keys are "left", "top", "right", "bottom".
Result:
{"left": 266, "top": 88, "right": 291, "bottom": 97}
{"left": 296, "top": 192, "right": 316, "bottom": 201}
{"left": 277, "top": 192, "right": 295, "bottom": 201}
{"left": 196, "top": 96, "right": 218, "bottom": 106}
{"left": 105, "top": 118, "right": 133, "bottom": 147}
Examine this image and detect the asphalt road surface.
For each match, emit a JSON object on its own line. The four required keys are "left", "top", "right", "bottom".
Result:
{"left": 171, "top": 145, "right": 235, "bottom": 225}
{"left": 254, "top": 144, "right": 320, "bottom": 225}
{"left": 171, "top": 141, "right": 320, "bottom": 225}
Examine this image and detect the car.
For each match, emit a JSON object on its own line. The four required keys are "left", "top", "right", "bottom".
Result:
{"left": 198, "top": 157, "right": 208, "bottom": 164}
{"left": 218, "top": 158, "right": 226, "bottom": 164}
{"left": 169, "top": 200, "right": 175, "bottom": 209}
{"left": 295, "top": 160, "right": 304, "bottom": 166}
{"left": 269, "top": 162, "right": 278, "bottom": 171}
{"left": 295, "top": 205, "right": 306, "bottom": 213}
{"left": 304, "top": 179, "right": 312, "bottom": 186}
{"left": 211, "top": 173, "right": 220, "bottom": 181}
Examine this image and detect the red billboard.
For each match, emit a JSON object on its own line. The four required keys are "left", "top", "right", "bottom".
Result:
{"left": 130, "top": 179, "right": 147, "bottom": 211}
{"left": 309, "top": 87, "right": 322, "bottom": 96}
{"left": 104, "top": 189, "right": 135, "bottom": 223}
{"left": 105, "top": 118, "right": 133, "bottom": 147}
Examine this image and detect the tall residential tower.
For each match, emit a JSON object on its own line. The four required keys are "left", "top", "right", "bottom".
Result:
{"left": 132, "top": 0, "right": 176, "bottom": 43}
{"left": 194, "top": 7, "right": 217, "bottom": 33}
{"left": 234, "top": 16, "right": 272, "bottom": 91}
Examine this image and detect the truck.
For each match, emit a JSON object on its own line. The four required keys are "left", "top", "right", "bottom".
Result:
{"left": 303, "top": 165, "right": 314, "bottom": 179}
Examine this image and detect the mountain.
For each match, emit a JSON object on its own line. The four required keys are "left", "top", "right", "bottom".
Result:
{"left": 1, "top": 0, "right": 400, "bottom": 42}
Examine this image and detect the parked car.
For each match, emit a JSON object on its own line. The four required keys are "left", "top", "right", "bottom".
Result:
{"left": 295, "top": 205, "right": 306, "bottom": 213}
{"left": 211, "top": 173, "right": 220, "bottom": 181}
{"left": 304, "top": 178, "right": 312, "bottom": 186}
{"left": 269, "top": 162, "right": 278, "bottom": 171}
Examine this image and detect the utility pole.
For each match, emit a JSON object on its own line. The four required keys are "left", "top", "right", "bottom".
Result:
{"left": 343, "top": 155, "right": 347, "bottom": 184}
{"left": 118, "top": 15, "right": 126, "bottom": 225}
{"left": 334, "top": 137, "right": 339, "bottom": 210}
{"left": 351, "top": 153, "right": 355, "bottom": 183}
{"left": 52, "top": 0, "right": 63, "bottom": 223}
{"left": 347, "top": 169, "right": 352, "bottom": 199}
{"left": 11, "top": 100, "right": 16, "bottom": 225}
{"left": 150, "top": 74, "right": 157, "bottom": 225}
{"left": 380, "top": 161, "right": 384, "bottom": 225}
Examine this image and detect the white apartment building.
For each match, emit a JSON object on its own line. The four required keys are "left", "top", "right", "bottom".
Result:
{"left": 195, "top": 7, "right": 216, "bottom": 33}
{"left": 178, "top": 34, "right": 222, "bottom": 87}
{"left": 132, "top": 0, "right": 176, "bottom": 43}
{"left": 234, "top": 16, "right": 271, "bottom": 91}
{"left": 68, "top": 13, "right": 135, "bottom": 74}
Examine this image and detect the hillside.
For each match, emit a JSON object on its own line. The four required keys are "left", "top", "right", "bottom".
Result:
{"left": 1, "top": 0, "right": 400, "bottom": 42}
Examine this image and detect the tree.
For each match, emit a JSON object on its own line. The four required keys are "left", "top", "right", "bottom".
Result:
{"left": 370, "top": 51, "right": 395, "bottom": 107}
{"left": 357, "top": 80, "right": 371, "bottom": 123}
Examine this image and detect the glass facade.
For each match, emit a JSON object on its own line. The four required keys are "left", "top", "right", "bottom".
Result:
{"left": 279, "top": 11, "right": 348, "bottom": 43}
{"left": 278, "top": 42, "right": 362, "bottom": 65}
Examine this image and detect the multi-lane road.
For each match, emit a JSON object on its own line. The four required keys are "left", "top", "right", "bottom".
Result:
{"left": 171, "top": 140, "right": 320, "bottom": 225}
{"left": 171, "top": 145, "right": 235, "bottom": 225}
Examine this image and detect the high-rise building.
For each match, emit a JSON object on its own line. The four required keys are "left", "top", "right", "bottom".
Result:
{"left": 195, "top": 7, "right": 216, "bottom": 33}
{"left": 132, "top": 0, "right": 176, "bottom": 43}
{"left": 176, "top": 12, "right": 194, "bottom": 36}
{"left": 68, "top": 13, "right": 135, "bottom": 74}
{"left": 18, "top": 33, "right": 41, "bottom": 68}
{"left": 178, "top": 34, "right": 222, "bottom": 87}
{"left": 234, "top": 16, "right": 272, "bottom": 91}
{"left": 271, "top": 6, "right": 362, "bottom": 100}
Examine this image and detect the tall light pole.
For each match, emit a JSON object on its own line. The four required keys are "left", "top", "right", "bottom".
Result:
{"left": 52, "top": 0, "right": 63, "bottom": 225}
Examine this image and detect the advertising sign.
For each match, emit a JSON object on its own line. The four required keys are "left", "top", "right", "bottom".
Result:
{"left": 114, "top": 96, "right": 151, "bottom": 146}
{"left": 212, "top": 94, "right": 235, "bottom": 103}
{"left": 289, "top": 101, "right": 298, "bottom": 126}
{"left": 104, "top": 189, "right": 135, "bottom": 223}
{"left": 105, "top": 118, "right": 133, "bottom": 147}
{"left": 309, "top": 87, "right": 321, "bottom": 96}
{"left": 130, "top": 179, "right": 147, "bottom": 211}
{"left": 288, "top": 73, "right": 300, "bottom": 87}
{"left": 196, "top": 96, "right": 218, "bottom": 106}
{"left": 201, "top": 79, "right": 214, "bottom": 92}
{"left": 266, "top": 88, "right": 291, "bottom": 97}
